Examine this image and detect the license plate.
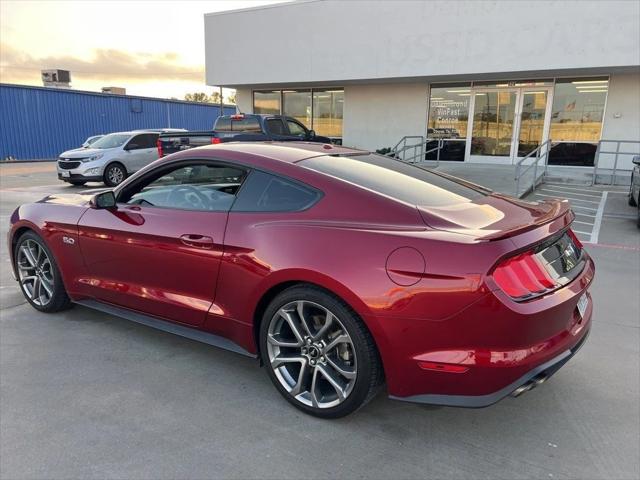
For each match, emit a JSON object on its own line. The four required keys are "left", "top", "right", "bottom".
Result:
{"left": 577, "top": 293, "right": 589, "bottom": 319}
{"left": 60, "top": 171, "right": 70, "bottom": 178}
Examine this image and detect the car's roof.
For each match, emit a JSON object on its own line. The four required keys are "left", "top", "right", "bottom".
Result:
{"left": 195, "top": 142, "right": 367, "bottom": 164}
{"left": 103, "top": 129, "right": 184, "bottom": 136}
{"left": 102, "top": 131, "right": 138, "bottom": 136}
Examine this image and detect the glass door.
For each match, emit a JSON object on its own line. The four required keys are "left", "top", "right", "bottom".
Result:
{"left": 465, "top": 87, "right": 553, "bottom": 164}
{"left": 467, "top": 89, "right": 519, "bottom": 163}
{"left": 515, "top": 87, "right": 553, "bottom": 160}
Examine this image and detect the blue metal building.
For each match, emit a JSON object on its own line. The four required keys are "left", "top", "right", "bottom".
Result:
{"left": 0, "top": 84, "right": 236, "bottom": 160}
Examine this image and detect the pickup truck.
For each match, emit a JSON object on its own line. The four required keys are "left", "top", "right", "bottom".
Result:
{"left": 157, "top": 114, "right": 333, "bottom": 157}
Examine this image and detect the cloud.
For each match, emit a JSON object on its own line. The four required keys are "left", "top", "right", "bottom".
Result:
{"left": 0, "top": 43, "right": 204, "bottom": 83}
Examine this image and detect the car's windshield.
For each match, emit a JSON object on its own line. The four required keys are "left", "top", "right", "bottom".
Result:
{"left": 301, "top": 153, "right": 485, "bottom": 207}
{"left": 91, "top": 133, "right": 130, "bottom": 149}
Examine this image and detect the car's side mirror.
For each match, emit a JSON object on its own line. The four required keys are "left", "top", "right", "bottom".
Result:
{"left": 307, "top": 130, "right": 316, "bottom": 139}
{"left": 125, "top": 143, "right": 138, "bottom": 151}
{"left": 90, "top": 190, "right": 117, "bottom": 209}
{"left": 633, "top": 155, "right": 640, "bottom": 165}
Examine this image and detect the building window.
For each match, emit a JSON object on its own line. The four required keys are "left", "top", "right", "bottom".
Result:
{"left": 254, "top": 90, "right": 281, "bottom": 115}
{"left": 549, "top": 77, "right": 608, "bottom": 166}
{"left": 253, "top": 88, "right": 344, "bottom": 139}
{"left": 283, "top": 90, "right": 312, "bottom": 128}
{"left": 313, "top": 89, "right": 344, "bottom": 138}
{"left": 426, "top": 83, "right": 470, "bottom": 161}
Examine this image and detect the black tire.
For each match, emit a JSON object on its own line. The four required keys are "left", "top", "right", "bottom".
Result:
{"left": 69, "top": 180, "right": 86, "bottom": 186}
{"left": 14, "top": 231, "right": 73, "bottom": 313}
{"left": 259, "top": 285, "right": 383, "bottom": 418}
{"left": 103, "top": 162, "right": 127, "bottom": 187}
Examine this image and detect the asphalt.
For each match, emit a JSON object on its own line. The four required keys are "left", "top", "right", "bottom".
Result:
{"left": 1, "top": 162, "right": 639, "bottom": 480}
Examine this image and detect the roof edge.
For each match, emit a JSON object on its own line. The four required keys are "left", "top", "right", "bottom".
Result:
{"left": 204, "top": 0, "right": 318, "bottom": 18}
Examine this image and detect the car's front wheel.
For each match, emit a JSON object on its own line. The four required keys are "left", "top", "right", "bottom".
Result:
{"left": 14, "top": 231, "right": 72, "bottom": 312}
{"left": 104, "top": 163, "right": 127, "bottom": 187}
{"left": 260, "top": 285, "right": 383, "bottom": 418}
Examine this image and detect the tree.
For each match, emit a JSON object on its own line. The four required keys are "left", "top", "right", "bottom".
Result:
{"left": 227, "top": 92, "right": 237, "bottom": 105}
{"left": 210, "top": 91, "right": 221, "bottom": 104}
{"left": 184, "top": 92, "right": 210, "bottom": 103}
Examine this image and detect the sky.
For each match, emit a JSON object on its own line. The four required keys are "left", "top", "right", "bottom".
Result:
{"left": 0, "top": 0, "right": 286, "bottom": 101}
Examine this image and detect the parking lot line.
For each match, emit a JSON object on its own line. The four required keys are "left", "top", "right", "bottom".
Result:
{"left": 540, "top": 188, "right": 602, "bottom": 198}
{"left": 590, "top": 191, "right": 608, "bottom": 244}
{"left": 573, "top": 220, "right": 595, "bottom": 226}
{"left": 570, "top": 204, "right": 598, "bottom": 212}
{"left": 534, "top": 193, "right": 600, "bottom": 204}
{"left": 542, "top": 183, "right": 601, "bottom": 193}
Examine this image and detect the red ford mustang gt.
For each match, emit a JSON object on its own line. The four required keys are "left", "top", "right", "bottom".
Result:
{"left": 8, "top": 142, "right": 594, "bottom": 418}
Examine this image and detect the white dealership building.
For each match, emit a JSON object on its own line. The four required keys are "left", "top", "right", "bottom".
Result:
{"left": 205, "top": 0, "right": 640, "bottom": 170}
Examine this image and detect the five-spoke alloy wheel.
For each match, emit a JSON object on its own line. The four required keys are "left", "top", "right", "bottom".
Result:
{"left": 260, "top": 286, "right": 383, "bottom": 418}
{"left": 104, "top": 163, "right": 126, "bottom": 187}
{"left": 14, "top": 231, "right": 71, "bottom": 312}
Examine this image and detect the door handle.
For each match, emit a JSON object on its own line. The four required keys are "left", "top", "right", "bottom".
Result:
{"left": 180, "top": 234, "right": 214, "bottom": 249}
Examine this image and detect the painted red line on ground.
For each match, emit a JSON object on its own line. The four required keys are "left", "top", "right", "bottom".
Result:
{"left": 584, "top": 242, "right": 640, "bottom": 251}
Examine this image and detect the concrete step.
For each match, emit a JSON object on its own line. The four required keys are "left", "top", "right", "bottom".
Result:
{"left": 543, "top": 175, "right": 592, "bottom": 185}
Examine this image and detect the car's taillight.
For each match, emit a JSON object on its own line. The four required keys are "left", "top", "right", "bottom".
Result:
{"left": 493, "top": 251, "right": 557, "bottom": 299}
{"left": 566, "top": 228, "right": 583, "bottom": 248}
{"left": 157, "top": 138, "right": 163, "bottom": 157}
{"left": 494, "top": 228, "right": 585, "bottom": 300}
{"left": 211, "top": 137, "right": 221, "bottom": 144}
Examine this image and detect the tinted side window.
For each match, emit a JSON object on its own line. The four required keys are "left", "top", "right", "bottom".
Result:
{"left": 121, "top": 163, "right": 247, "bottom": 212}
{"left": 127, "top": 134, "right": 157, "bottom": 150}
{"left": 265, "top": 118, "right": 286, "bottom": 135}
{"left": 233, "top": 170, "right": 321, "bottom": 212}
{"left": 286, "top": 120, "right": 306, "bottom": 136}
{"left": 139, "top": 133, "right": 159, "bottom": 148}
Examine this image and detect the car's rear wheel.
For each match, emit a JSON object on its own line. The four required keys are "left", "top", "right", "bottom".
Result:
{"left": 104, "top": 163, "right": 127, "bottom": 187}
{"left": 260, "top": 285, "right": 383, "bottom": 418}
{"left": 14, "top": 231, "right": 72, "bottom": 312}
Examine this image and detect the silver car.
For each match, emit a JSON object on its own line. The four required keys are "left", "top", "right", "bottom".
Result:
{"left": 57, "top": 129, "right": 185, "bottom": 187}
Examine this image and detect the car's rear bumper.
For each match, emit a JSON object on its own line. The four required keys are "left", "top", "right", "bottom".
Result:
{"left": 376, "top": 253, "right": 595, "bottom": 405}
{"left": 390, "top": 326, "right": 590, "bottom": 407}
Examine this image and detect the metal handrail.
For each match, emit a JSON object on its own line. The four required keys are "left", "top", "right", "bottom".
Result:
{"left": 592, "top": 139, "right": 640, "bottom": 185}
{"left": 514, "top": 140, "right": 551, "bottom": 197}
{"left": 389, "top": 136, "right": 444, "bottom": 166}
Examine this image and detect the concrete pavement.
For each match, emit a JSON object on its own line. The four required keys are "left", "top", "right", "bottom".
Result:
{"left": 1, "top": 163, "right": 638, "bottom": 480}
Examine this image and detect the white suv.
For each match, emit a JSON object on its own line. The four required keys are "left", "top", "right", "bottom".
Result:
{"left": 57, "top": 129, "right": 185, "bottom": 187}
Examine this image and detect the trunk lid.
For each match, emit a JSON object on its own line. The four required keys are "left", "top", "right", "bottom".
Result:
{"left": 418, "top": 194, "right": 573, "bottom": 241}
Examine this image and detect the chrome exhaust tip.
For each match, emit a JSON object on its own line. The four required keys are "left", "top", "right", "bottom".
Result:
{"left": 511, "top": 374, "right": 548, "bottom": 397}
{"left": 511, "top": 383, "right": 534, "bottom": 397}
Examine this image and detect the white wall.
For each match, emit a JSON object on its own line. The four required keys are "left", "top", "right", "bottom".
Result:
{"left": 599, "top": 71, "right": 640, "bottom": 170}
{"left": 205, "top": 0, "right": 639, "bottom": 87}
{"left": 342, "top": 83, "right": 427, "bottom": 151}
{"left": 235, "top": 88, "right": 253, "bottom": 114}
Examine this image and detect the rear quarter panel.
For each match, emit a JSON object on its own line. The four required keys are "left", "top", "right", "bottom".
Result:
{"left": 209, "top": 168, "right": 522, "bottom": 365}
